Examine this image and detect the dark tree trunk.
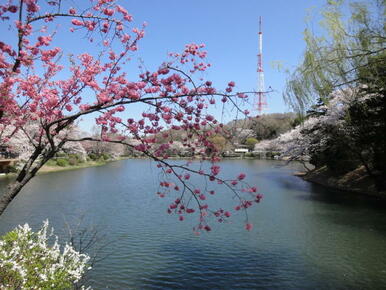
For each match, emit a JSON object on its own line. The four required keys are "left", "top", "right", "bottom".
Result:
{"left": 0, "top": 177, "right": 33, "bottom": 215}
{"left": 0, "top": 146, "right": 56, "bottom": 216}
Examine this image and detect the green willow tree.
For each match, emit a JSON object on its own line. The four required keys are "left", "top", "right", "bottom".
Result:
{"left": 284, "top": 0, "right": 386, "bottom": 191}
{"left": 284, "top": 0, "right": 385, "bottom": 112}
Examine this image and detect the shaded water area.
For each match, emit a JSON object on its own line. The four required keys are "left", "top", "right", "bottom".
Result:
{"left": 1, "top": 159, "right": 386, "bottom": 289}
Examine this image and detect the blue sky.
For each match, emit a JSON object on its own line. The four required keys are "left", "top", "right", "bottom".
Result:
{"left": 61, "top": 0, "right": 327, "bottom": 117}
{"left": 116, "top": 0, "right": 327, "bottom": 113}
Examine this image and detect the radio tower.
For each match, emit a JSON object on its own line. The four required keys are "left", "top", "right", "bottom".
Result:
{"left": 257, "top": 16, "right": 267, "bottom": 113}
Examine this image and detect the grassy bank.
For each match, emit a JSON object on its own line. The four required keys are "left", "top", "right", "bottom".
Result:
{"left": 0, "top": 156, "right": 130, "bottom": 179}
{"left": 39, "top": 156, "right": 132, "bottom": 174}
{"left": 39, "top": 160, "right": 108, "bottom": 173}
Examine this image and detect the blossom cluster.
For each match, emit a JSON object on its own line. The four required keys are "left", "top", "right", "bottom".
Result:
{"left": 0, "top": 220, "right": 90, "bottom": 289}
{"left": 156, "top": 160, "right": 262, "bottom": 233}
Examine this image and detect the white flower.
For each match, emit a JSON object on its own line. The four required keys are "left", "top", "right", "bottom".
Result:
{"left": 0, "top": 220, "right": 92, "bottom": 289}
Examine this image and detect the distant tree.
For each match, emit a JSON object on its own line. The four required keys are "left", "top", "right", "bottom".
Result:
{"left": 227, "top": 113, "right": 296, "bottom": 141}
{"left": 82, "top": 126, "right": 126, "bottom": 157}
{"left": 208, "top": 135, "right": 228, "bottom": 153}
{"left": 244, "top": 137, "right": 258, "bottom": 151}
{"left": 250, "top": 114, "right": 296, "bottom": 140}
{"left": 0, "top": 0, "right": 260, "bottom": 230}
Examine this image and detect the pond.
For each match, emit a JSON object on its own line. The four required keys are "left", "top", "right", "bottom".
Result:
{"left": 1, "top": 159, "right": 386, "bottom": 289}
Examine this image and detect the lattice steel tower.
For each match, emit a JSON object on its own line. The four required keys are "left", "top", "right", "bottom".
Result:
{"left": 257, "top": 16, "right": 267, "bottom": 113}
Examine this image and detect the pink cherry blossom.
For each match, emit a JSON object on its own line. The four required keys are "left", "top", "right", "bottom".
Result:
{"left": 237, "top": 173, "right": 246, "bottom": 180}
{"left": 245, "top": 223, "right": 253, "bottom": 231}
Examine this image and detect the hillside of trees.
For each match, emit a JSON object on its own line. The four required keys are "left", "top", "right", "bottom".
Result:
{"left": 227, "top": 112, "right": 297, "bottom": 140}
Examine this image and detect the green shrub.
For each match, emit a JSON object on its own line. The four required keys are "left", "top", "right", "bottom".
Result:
{"left": 69, "top": 154, "right": 83, "bottom": 161}
{"left": 68, "top": 157, "right": 79, "bottom": 166}
{"left": 88, "top": 153, "right": 98, "bottom": 161}
{"left": 101, "top": 153, "right": 110, "bottom": 161}
{"left": 56, "top": 158, "right": 69, "bottom": 167}
{"left": 45, "top": 159, "right": 57, "bottom": 166}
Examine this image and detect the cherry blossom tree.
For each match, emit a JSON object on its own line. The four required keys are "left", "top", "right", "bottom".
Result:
{"left": 0, "top": 0, "right": 261, "bottom": 231}
{"left": 1, "top": 122, "right": 87, "bottom": 163}
{"left": 255, "top": 88, "right": 360, "bottom": 170}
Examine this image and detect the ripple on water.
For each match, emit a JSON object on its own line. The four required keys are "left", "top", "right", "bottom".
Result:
{"left": 1, "top": 160, "right": 386, "bottom": 289}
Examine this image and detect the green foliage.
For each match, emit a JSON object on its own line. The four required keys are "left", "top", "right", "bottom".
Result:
{"left": 88, "top": 153, "right": 98, "bottom": 161}
{"left": 87, "top": 152, "right": 111, "bottom": 162}
{"left": 47, "top": 155, "right": 69, "bottom": 167}
{"left": 244, "top": 152, "right": 255, "bottom": 158}
{"left": 45, "top": 159, "right": 57, "bottom": 166}
{"left": 252, "top": 114, "right": 296, "bottom": 140}
{"left": 244, "top": 137, "right": 258, "bottom": 150}
{"left": 56, "top": 158, "right": 69, "bottom": 167}
{"left": 209, "top": 135, "right": 228, "bottom": 152}
{"left": 284, "top": 0, "right": 385, "bottom": 113}
{"left": 101, "top": 153, "right": 110, "bottom": 161}
{"left": 229, "top": 113, "right": 296, "bottom": 141}
{"left": 47, "top": 154, "right": 85, "bottom": 167}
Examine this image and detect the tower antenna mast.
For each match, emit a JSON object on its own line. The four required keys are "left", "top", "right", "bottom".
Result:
{"left": 257, "top": 16, "right": 267, "bottom": 113}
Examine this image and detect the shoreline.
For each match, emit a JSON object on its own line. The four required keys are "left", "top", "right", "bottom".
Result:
{"left": 39, "top": 156, "right": 132, "bottom": 174}
{"left": 0, "top": 156, "right": 280, "bottom": 179}
{"left": 295, "top": 166, "right": 386, "bottom": 199}
{"left": 0, "top": 157, "right": 130, "bottom": 179}
{"left": 0, "top": 155, "right": 280, "bottom": 180}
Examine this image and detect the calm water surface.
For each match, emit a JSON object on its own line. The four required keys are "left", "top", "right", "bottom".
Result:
{"left": 1, "top": 159, "right": 386, "bottom": 289}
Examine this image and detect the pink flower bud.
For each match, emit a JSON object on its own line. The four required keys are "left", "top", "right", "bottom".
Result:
{"left": 237, "top": 173, "right": 246, "bottom": 180}
{"left": 204, "top": 225, "right": 211, "bottom": 231}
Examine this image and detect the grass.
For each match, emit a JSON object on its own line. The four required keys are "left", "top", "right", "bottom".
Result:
{"left": 39, "top": 159, "right": 107, "bottom": 173}
{"left": 0, "top": 156, "right": 131, "bottom": 179}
